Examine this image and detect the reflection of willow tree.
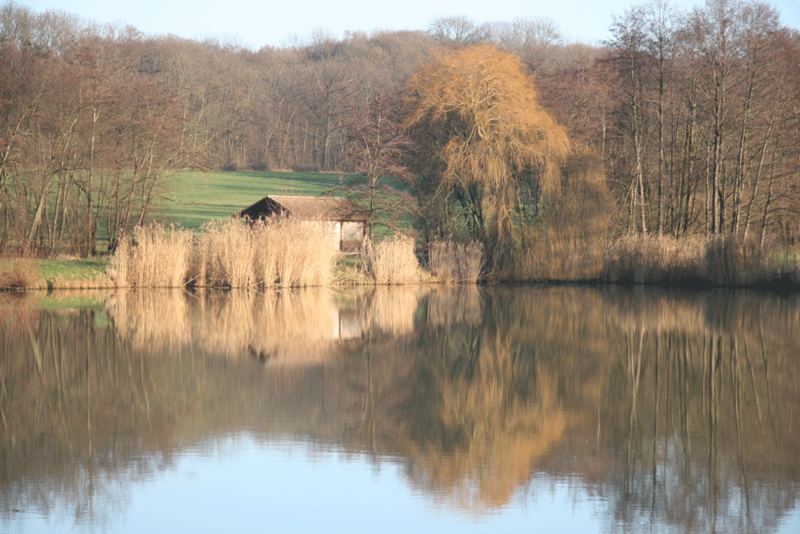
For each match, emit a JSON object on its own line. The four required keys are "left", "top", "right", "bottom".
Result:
{"left": 1, "top": 288, "right": 799, "bottom": 531}
{"left": 397, "top": 295, "right": 568, "bottom": 508}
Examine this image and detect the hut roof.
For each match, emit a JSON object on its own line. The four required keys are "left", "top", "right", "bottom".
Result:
{"left": 238, "top": 195, "right": 368, "bottom": 222}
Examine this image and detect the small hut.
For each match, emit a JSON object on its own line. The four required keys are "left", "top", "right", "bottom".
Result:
{"left": 236, "top": 195, "right": 368, "bottom": 253}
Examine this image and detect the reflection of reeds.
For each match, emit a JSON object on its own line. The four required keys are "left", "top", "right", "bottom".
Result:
{"left": 0, "top": 293, "right": 42, "bottom": 331}
{"left": 195, "top": 289, "right": 340, "bottom": 365}
{"left": 107, "top": 290, "right": 192, "bottom": 351}
{"left": 104, "top": 286, "right": 429, "bottom": 364}
{"left": 106, "top": 289, "right": 367, "bottom": 365}
{"left": 603, "top": 292, "right": 709, "bottom": 336}
{"left": 425, "top": 287, "right": 482, "bottom": 327}
{"left": 364, "top": 286, "right": 426, "bottom": 336}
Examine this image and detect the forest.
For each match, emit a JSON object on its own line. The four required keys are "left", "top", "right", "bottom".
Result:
{"left": 1, "top": 0, "right": 798, "bottom": 285}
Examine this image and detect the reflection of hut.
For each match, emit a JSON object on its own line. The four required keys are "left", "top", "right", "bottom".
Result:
{"left": 237, "top": 195, "right": 368, "bottom": 253}
{"left": 332, "top": 308, "right": 364, "bottom": 340}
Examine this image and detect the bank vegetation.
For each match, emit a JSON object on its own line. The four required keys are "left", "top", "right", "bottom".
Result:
{"left": 1, "top": 0, "right": 799, "bottom": 290}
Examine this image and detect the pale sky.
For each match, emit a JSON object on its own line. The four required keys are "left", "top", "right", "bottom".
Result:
{"left": 16, "top": 0, "right": 800, "bottom": 48}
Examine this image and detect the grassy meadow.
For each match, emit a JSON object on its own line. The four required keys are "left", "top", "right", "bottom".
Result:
{"left": 0, "top": 257, "right": 112, "bottom": 289}
{"left": 155, "top": 170, "right": 416, "bottom": 238}
{"left": 155, "top": 170, "right": 346, "bottom": 229}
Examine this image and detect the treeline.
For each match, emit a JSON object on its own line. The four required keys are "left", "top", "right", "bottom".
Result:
{"left": 1, "top": 0, "right": 798, "bottom": 258}
{"left": 0, "top": 6, "right": 184, "bottom": 255}
{"left": 604, "top": 0, "right": 800, "bottom": 244}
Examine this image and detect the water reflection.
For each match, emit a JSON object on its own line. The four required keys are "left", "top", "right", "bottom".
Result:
{"left": 1, "top": 287, "right": 799, "bottom": 532}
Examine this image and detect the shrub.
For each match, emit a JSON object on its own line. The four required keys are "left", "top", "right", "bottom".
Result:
{"left": 0, "top": 259, "right": 46, "bottom": 290}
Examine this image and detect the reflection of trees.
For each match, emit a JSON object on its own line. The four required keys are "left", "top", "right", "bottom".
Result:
{"left": 598, "top": 313, "right": 800, "bottom": 533}
{"left": 399, "top": 319, "right": 567, "bottom": 508}
{"left": 0, "top": 310, "right": 188, "bottom": 522}
{"left": 1, "top": 287, "right": 799, "bottom": 531}
{"left": 0, "top": 287, "right": 430, "bottom": 522}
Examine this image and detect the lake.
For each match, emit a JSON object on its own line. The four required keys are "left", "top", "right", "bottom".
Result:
{"left": 1, "top": 286, "right": 799, "bottom": 533}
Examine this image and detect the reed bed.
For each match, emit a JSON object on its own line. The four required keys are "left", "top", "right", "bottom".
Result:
{"left": 603, "top": 235, "right": 707, "bottom": 284}
{"left": 109, "top": 219, "right": 336, "bottom": 288}
{"left": 604, "top": 235, "right": 799, "bottom": 287}
{"left": 429, "top": 240, "right": 483, "bottom": 284}
{"left": 505, "top": 233, "right": 799, "bottom": 289}
{"left": 109, "top": 224, "right": 193, "bottom": 288}
{"left": 511, "top": 229, "right": 606, "bottom": 282}
{"left": 366, "top": 235, "right": 423, "bottom": 285}
{"left": 8, "top": 222, "right": 798, "bottom": 291}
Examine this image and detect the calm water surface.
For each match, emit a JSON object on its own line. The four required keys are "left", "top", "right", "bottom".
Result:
{"left": 1, "top": 286, "right": 799, "bottom": 533}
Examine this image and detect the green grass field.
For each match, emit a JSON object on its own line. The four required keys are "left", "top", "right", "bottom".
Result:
{"left": 155, "top": 170, "right": 417, "bottom": 238}
{"left": 38, "top": 258, "right": 109, "bottom": 280}
{"left": 156, "top": 170, "right": 349, "bottom": 229}
{"left": 0, "top": 256, "right": 109, "bottom": 290}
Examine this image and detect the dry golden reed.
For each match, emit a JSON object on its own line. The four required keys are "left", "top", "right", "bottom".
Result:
{"left": 602, "top": 235, "right": 799, "bottom": 286}
{"left": 506, "top": 232, "right": 799, "bottom": 288}
{"left": 429, "top": 240, "right": 482, "bottom": 284}
{"left": 603, "top": 235, "right": 706, "bottom": 284}
{"left": 195, "top": 218, "right": 336, "bottom": 288}
{"left": 1, "top": 258, "right": 115, "bottom": 290}
{"left": 109, "top": 223, "right": 193, "bottom": 288}
{"left": 367, "top": 235, "right": 422, "bottom": 285}
{"left": 510, "top": 228, "right": 606, "bottom": 282}
{"left": 110, "top": 219, "right": 336, "bottom": 289}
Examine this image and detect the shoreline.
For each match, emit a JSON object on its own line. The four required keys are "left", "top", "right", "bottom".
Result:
{"left": 3, "top": 276, "right": 799, "bottom": 294}
{"left": 3, "top": 241, "right": 799, "bottom": 293}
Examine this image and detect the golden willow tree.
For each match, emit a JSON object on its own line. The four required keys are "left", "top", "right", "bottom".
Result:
{"left": 405, "top": 44, "right": 572, "bottom": 267}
